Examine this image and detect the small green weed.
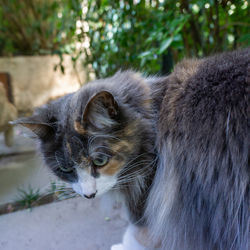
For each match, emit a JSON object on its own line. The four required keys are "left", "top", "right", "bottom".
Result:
{"left": 16, "top": 185, "right": 40, "bottom": 209}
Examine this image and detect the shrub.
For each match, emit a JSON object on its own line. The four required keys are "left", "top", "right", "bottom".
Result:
{"left": 0, "top": 0, "right": 82, "bottom": 56}
{"left": 83, "top": 0, "right": 250, "bottom": 77}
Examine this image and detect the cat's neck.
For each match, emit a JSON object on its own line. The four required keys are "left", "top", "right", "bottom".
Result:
{"left": 116, "top": 75, "right": 167, "bottom": 225}
{"left": 119, "top": 151, "right": 157, "bottom": 225}
{"left": 146, "top": 76, "right": 168, "bottom": 113}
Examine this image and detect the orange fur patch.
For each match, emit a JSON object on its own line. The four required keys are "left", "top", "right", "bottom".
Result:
{"left": 111, "top": 140, "right": 134, "bottom": 154}
{"left": 99, "top": 158, "right": 124, "bottom": 175}
{"left": 74, "top": 120, "right": 86, "bottom": 134}
{"left": 123, "top": 122, "right": 138, "bottom": 137}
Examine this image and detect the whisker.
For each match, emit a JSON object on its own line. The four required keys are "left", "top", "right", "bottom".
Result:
{"left": 72, "top": 136, "right": 84, "bottom": 148}
{"left": 92, "top": 134, "right": 121, "bottom": 141}
{"left": 122, "top": 153, "right": 151, "bottom": 167}
{"left": 118, "top": 160, "right": 154, "bottom": 175}
{"left": 92, "top": 145, "right": 111, "bottom": 151}
{"left": 57, "top": 193, "right": 78, "bottom": 201}
{"left": 88, "top": 134, "right": 122, "bottom": 148}
{"left": 116, "top": 173, "right": 150, "bottom": 185}
{"left": 87, "top": 135, "right": 96, "bottom": 149}
{"left": 117, "top": 169, "right": 152, "bottom": 182}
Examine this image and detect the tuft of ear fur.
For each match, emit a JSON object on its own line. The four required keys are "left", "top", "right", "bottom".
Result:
{"left": 11, "top": 117, "right": 55, "bottom": 140}
{"left": 80, "top": 91, "right": 119, "bottom": 131}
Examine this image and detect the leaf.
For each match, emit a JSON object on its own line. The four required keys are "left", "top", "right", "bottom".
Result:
{"left": 60, "top": 64, "right": 65, "bottom": 74}
{"left": 158, "top": 37, "right": 173, "bottom": 54}
{"left": 173, "top": 16, "right": 190, "bottom": 36}
{"left": 138, "top": 50, "right": 152, "bottom": 58}
{"left": 238, "top": 33, "right": 250, "bottom": 44}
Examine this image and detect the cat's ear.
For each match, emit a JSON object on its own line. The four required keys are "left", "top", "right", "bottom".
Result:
{"left": 81, "top": 91, "right": 119, "bottom": 130}
{"left": 11, "top": 116, "right": 55, "bottom": 140}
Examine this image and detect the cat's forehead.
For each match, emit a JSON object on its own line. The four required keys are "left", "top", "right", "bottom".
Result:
{"left": 63, "top": 126, "right": 113, "bottom": 156}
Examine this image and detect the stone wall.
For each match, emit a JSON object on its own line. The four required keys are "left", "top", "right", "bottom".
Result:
{"left": 0, "top": 55, "right": 87, "bottom": 114}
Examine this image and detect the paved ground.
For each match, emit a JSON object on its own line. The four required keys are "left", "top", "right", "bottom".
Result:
{"left": 0, "top": 127, "right": 57, "bottom": 204}
{"left": 0, "top": 196, "right": 128, "bottom": 250}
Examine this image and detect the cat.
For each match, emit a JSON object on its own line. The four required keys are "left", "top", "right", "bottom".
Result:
{"left": 13, "top": 48, "right": 249, "bottom": 250}
{"left": 0, "top": 82, "right": 17, "bottom": 147}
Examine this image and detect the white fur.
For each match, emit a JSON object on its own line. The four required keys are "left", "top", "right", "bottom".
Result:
{"left": 111, "top": 225, "right": 146, "bottom": 250}
{"left": 72, "top": 168, "right": 117, "bottom": 197}
{"left": 72, "top": 169, "right": 96, "bottom": 196}
{"left": 111, "top": 244, "right": 123, "bottom": 250}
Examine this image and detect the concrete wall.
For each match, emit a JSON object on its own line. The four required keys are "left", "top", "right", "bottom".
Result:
{"left": 0, "top": 55, "right": 87, "bottom": 113}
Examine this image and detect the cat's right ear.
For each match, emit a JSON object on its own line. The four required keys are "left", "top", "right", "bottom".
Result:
{"left": 10, "top": 116, "right": 55, "bottom": 140}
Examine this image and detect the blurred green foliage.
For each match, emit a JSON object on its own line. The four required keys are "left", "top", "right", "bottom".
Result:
{"left": 0, "top": 0, "right": 249, "bottom": 77}
{"left": 0, "top": 0, "right": 81, "bottom": 57}
{"left": 84, "top": 0, "right": 250, "bottom": 77}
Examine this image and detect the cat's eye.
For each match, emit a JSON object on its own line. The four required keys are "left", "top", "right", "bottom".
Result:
{"left": 55, "top": 151, "right": 74, "bottom": 173}
{"left": 59, "top": 165, "right": 74, "bottom": 173}
{"left": 92, "top": 155, "right": 109, "bottom": 167}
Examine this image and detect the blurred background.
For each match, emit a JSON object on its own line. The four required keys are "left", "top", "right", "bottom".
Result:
{"left": 0, "top": 0, "right": 249, "bottom": 249}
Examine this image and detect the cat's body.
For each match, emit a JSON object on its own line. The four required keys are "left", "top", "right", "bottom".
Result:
{"left": 15, "top": 48, "right": 249, "bottom": 250}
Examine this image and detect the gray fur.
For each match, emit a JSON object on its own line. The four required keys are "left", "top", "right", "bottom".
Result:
{"left": 146, "top": 48, "right": 250, "bottom": 250}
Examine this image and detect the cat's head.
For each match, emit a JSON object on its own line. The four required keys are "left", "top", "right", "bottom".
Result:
{"left": 13, "top": 72, "right": 155, "bottom": 199}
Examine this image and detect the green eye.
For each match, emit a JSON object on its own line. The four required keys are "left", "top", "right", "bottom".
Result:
{"left": 92, "top": 155, "right": 109, "bottom": 167}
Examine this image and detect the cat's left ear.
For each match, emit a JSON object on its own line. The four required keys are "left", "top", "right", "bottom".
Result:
{"left": 11, "top": 116, "right": 55, "bottom": 140}
{"left": 81, "top": 91, "right": 119, "bottom": 130}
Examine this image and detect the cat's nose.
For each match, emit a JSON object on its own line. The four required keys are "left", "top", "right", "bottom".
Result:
{"left": 84, "top": 191, "right": 97, "bottom": 199}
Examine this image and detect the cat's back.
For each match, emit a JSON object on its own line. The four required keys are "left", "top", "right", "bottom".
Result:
{"left": 159, "top": 48, "right": 249, "bottom": 176}
{"left": 159, "top": 48, "right": 250, "bottom": 166}
{"left": 159, "top": 48, "right": 249, "bottom": 136}
{"left": 148, "top": 48, "right": 250, "bottom": 250}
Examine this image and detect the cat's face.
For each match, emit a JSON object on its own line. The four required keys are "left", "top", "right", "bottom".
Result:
{"left": 14, "top": 73, "right": 154, "bottom": 199}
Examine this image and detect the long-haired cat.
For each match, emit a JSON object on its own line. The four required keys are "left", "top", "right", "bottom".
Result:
{"left": 13, "top": 48, "right": 249, "bottom": 250}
